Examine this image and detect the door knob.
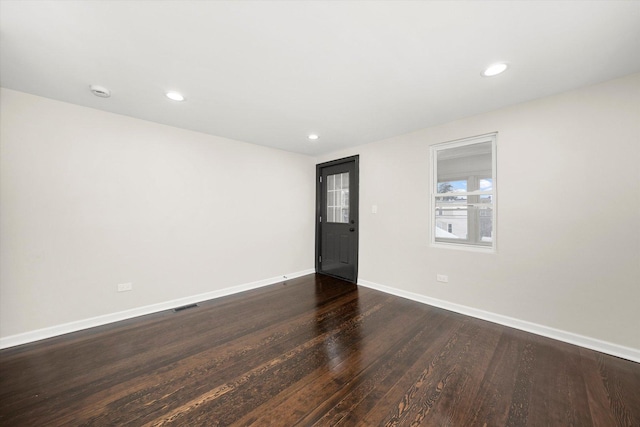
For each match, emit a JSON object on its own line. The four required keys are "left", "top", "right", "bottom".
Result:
{"left": 349, "top": 228, "right": 355, "bottom": 232}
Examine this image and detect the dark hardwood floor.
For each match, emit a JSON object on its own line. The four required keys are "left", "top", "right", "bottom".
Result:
{"left": 1, "top": 274, "right": 639, "bottom": 426}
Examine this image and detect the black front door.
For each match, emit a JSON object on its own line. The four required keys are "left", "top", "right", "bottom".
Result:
{"left": 316, "top": 156, "right": 359, "bottom": 283}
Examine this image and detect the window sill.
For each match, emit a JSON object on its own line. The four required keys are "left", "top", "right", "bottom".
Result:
{"left": 431, "top": 241, "right": 496, "bottom": 254}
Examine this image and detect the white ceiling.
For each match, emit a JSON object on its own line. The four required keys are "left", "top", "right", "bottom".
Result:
{"left": 1, "top": 1, "right": 639, "bottom": 156}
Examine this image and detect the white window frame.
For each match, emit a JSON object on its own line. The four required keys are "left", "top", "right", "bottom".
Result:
{"left": 430, "top": 133, "right": 497, "bottom": 253}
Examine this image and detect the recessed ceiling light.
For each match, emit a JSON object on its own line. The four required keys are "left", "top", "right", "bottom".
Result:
{"left": 166, "top": 91, "right": 185, "bottom": 101}
{"left": 307, "top": 134, "right": 319, "bottom": 141}
{"left": 482, "top": 63, "right": 509, "bottom": 77}
{"left": 90, "top": 85, "right": 111, "bottom": 98}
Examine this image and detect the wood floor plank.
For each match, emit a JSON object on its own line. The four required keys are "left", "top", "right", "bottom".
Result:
{"left": 315, "top": 305, "right": 452, "bottom": 426}
{"left": 1, "top": 273, "right": 639, "bottom": 426}
{"left": 355, "top": 314, "right": 470, "bottom": 425}
{"left": 372, "top": 316, "right": 502, "bottom": 426}
{"left": 525, "top": 336, "right": 593, "bottom": 426}
{"left": 464, "top": 329, "right": 526, "bottom": 426}
{"left": 151, "top": 300, "right": 387, "bottom": 426}
{"left": 422, "top": 320, "right": 503, "bottom": 426}
{"left": 579, "top": 348, "right": 640, "bottom": 427}
{"left": 285, "top": 297, "right": 432, "bottom": 426}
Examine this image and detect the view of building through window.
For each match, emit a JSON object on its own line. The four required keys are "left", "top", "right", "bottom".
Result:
{"left": 431, "top": 134, "right": 496, "bottom": 250}
{"left": 436, "top": 177, "right": 493, "bottom": 241}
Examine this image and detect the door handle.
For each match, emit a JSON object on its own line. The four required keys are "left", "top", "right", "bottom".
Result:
{"left": 349, "top": 228, "right": 355, "bottom": 232}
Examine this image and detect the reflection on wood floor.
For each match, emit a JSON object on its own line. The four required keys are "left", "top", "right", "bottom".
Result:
{"left": 1, "top": 273, "right": 639, "bottom": 426}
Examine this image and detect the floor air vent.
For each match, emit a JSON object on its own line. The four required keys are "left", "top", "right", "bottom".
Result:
{"left": 173, "top": 303, "right": 199, "bottom": 312}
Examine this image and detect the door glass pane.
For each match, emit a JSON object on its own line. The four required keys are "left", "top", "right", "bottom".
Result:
{"left": 327, "top": 172, "right": 349, "bottom": 223}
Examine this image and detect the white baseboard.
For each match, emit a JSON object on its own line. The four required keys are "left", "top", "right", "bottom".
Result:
{"left": 358, "top": 279, "right": 640, "bottom": 364}
{"left": 0, "top": 269, "right": 315, "bottom": 350}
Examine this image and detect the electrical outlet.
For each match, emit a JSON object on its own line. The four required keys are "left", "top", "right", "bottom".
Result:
{"left": 436, "top": 274, "right": 449, "bottom": 283}
{"left": 117, "top": 282, "right": 133, "bottom": 292}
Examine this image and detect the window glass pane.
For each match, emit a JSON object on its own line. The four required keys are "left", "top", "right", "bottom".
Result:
{"left": 437, "top": 141, "right": 492, "bottom": 183}
{"left": 435, "top": 195, "right": 468, "bottom": 204}
{"left": 326, "top": 172, "right": 349, "bottom": 223}
{"left": 479, "top": 177, "right": 492, "bottom": 192}
{"left": 479, "top": 177, "right": 493, "bottom": 203}
{"left": 435, "top": 197, "right": 468, "bottom": 240}
{"left": 438, "top": 180, "right": 467, "bottom": 194}
{"left": 432, "top": 135, "right": 495, "bottom": 249}
{"left": 435, "top": 201, "right": 493, "bottom": 244}
{"left": 478, "top": 206, "right": 493, "bottom": 242}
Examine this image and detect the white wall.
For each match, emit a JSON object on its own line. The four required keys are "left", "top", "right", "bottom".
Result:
{"left": 317, "top": 73, "right": 640, "bottom": 352}
{"left": 2, "top": 74, "right": 639, "bottom": 356}
{"left": 0, "top": 88, "right": 315, "bottom": 339}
